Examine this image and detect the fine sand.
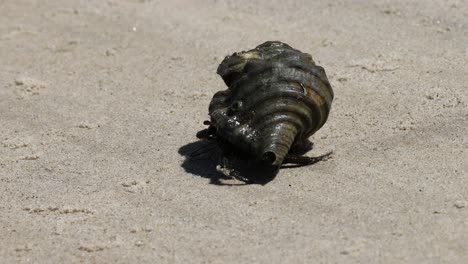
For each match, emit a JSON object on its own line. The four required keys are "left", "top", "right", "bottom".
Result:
{"left": 1, "top": 0, "right": 467, "bottom": 263}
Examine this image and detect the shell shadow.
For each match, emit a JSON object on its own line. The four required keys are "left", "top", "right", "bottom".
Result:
{"left": 178, "top": 139, "right": 278, "bottom": 185}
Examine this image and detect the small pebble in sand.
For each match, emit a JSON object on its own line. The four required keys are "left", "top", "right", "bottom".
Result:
{"left": 20, "top": 155, "right": 39, "bottom": 160}
{"left": 135, "top": 241, "right": 144, "bottom": 247}
{"left": 105, "top": 49, "right": 116, "bottom": 56}
{"left": 122, "top": 181, "right": 138, "bottom": 187}
{"left": 14, "top": 143, "right": 29, "bottom": 149}
{"left": 14, "top": 246, "right": 32, "bottom": 252}
{"left": 454, "top": 200, "right": 467, "bottom": 209}
{"left": 78, "top": 122, "right": 99, "bottom": 129}
{"left": 14, "top": 76, "right": 47, "bottom": 96}
{"left": 78, "top": 246, "right": 105, "bottom": 252}
{"left": 78, "top": 124, "right": 92, "bottom": 129}
{"left": 14, "top": 77, "right": 44, "bottom": 87}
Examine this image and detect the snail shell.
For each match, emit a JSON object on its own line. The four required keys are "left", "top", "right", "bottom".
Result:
{"left": 208, "top": 41, "right": 334, "bottom": 167}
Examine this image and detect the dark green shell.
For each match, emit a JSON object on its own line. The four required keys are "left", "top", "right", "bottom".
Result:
{"left": 209, "top": 41, "right": 334, "bottom": 167}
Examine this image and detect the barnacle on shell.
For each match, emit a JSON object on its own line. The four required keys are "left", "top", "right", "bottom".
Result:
{"left": 205, "top": 41, "right": 334, "bottom": 168}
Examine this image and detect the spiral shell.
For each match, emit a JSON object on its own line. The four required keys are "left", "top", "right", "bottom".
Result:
{"left": 208, "top": 41, "right": 334, "bottom": 167}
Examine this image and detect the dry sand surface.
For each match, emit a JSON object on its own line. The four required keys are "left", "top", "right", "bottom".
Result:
{"left": 1, "top": 0, "right": 467, "bottom": 263}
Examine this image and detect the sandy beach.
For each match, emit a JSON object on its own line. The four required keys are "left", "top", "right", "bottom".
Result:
{"left": 1, "top": 0, "right": 467, "bottom": 263}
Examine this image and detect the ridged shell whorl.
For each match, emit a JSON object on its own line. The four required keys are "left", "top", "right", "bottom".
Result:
{"left": 209, "top": 41, "right": 334, "bottom": 167}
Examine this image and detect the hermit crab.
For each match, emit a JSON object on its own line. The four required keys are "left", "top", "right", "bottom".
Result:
{"left": 197, "top": 41, "right": 334, "bottom": 181}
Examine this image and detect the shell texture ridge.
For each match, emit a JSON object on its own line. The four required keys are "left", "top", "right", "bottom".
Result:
{"left": 209, "top": 41, "right": 334, "bottom": 167}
